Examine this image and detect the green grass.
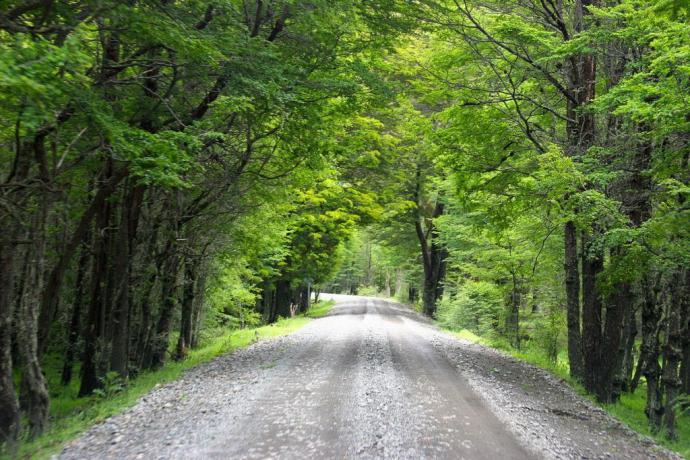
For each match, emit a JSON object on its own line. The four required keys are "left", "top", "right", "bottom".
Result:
{"left": 305, "top": 299, "right": 335, "bottom": 318}
{"left": 452, "top": 329, "right": 485, "bottom": 343}
{"left": 606, "top": 391, "right": 690, "bottom": 458}
{"left": 446, "top": 328, "right": 690, "bottom": 459}
{"left": 8, "top": 300, "right": 335, "bottom": 460}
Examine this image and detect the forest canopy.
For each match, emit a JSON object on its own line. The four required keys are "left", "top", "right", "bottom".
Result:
{"left": 0, "top": 0, "right": 689, "bottom": 454}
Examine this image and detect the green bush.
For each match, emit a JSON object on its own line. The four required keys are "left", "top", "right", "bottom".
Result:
{"left": 529, "top": 307, "right": 566, "bottom": 364}
{"left": 358, "top": 285, "right": 380, "bottom": 296}
{"left": 437, "top": 281, "right": 503, "bottom": 335}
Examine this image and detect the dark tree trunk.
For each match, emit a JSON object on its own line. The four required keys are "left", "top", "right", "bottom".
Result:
{"left": 640, "top": 274, "right": 663, "bottom": 432}
{"left": 581, "top": 233, "right": 604, "bottom": 399}
{"left": 273, "top": 279, "right": 291, "bottom": 321}
{"left": 149, "top": 250, "right": 181, "bottom": 369}
{"left": 175, "top": 258, "right": 198, "bottom": 360}
{"left": 133, "top": 267, "right": 157, "bottom": 371}
{"left": 408, "top": 285, "right": 418, "bottom": 303}
{"left": 297, "top": 283, "right": 310, "bottom": 314}
{"left": 507, "top": 272, "right": 521, "bottom": 349}
{"left": 61, "top": 235, "right": 90, "bottom": 385}
{"left": 661, "top": 271, "right": 684, "bottom": 440}
{"left": 190, "top": 268, "right": 206, "bottom": 349}
{"left": 0, "top": 139, "right": 34, "bottom": 444}
{"left": 564, "top": 221, "right": 583, "bottom": 380}
{"left": 618, "top": 302, "right": 638, "bottom": 393}
{"left": 79, "top": 174, "right": 115, "bottom": 396}
{"left": 132, "top": 209, "right": 161, "bottom": 371}
{"left": 612, "top": 135, "right": 651, "bottom": 396}
{"left": 415, "top": 203, "right": 446, "bottom": 318}
{"left": 599, "top": 285, "right": 629, "bottom": 403}
{"left": 422, "top": 276, "right": 436, "bottom": 317}
{"left": 109, "top": 185, "right": 144, "bottom": 378}
{"left": 17, "top": 200, "right": 50, "bottom": 437}
{"left": 109, "top": 194, "right": 131, "bottom": 378}
{"left": 0, "top": 238, "right": 20, "bottom": 445}
{"left": 682, "top": 306, "right": 690, "bottom": 396}
{"left": 37, "top": 167, "right": 127, "bottom": 356}
{"left": 563, "top": 0, "right": 598, "bottom": 383}
{"left": 260, "top": 281, "right": 274, "bottom": 323}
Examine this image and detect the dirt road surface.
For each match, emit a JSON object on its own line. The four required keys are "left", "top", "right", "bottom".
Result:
{"left": 59, "top": 295, "right": 677, "bottom": 459}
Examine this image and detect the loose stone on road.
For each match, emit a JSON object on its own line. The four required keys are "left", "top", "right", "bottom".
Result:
{"left": 59, "top": 295, "right": 678, "bottom": 459}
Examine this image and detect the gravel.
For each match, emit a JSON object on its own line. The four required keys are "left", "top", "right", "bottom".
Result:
{"left": 58, "top": 295, "right": 679, "bottom": 459}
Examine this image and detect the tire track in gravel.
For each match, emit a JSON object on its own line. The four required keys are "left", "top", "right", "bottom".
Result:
{"left": 58, "top": 295, "right": 678, "bottom": 460}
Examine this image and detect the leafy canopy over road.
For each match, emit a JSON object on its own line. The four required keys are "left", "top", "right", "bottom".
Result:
{"left": 0, "top": 0, "right": 689, "bottom": 455}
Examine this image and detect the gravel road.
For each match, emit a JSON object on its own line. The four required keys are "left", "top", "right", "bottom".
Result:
{"left": 59, "top": 295, "right": 678, "bottom": 459}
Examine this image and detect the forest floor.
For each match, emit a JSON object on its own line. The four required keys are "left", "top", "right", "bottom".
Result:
{"left": 58, "top": 295, "right": 677, "bottom": 459}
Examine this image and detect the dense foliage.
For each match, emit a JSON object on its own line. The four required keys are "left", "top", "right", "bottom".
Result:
{"left": 0, "top": 0, "right": 406, "bottom": 447}
{"left": 1, "top": 0, "right": 688, "bottom": 454}
{"left": 330, "top": 0, "right": 690, "bottom": 447}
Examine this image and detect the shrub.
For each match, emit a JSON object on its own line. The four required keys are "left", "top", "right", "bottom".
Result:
{"left": 437, "top": 281, "right": 503, "bottom": 335}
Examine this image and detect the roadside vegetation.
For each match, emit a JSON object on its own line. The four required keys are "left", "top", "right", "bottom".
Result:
{"left": 327, "top": 0, "right": 690, "bottom": 453}
{"left": 11, "top": 301, "right": 334, "bottom": 459}
{"left": 1, "top": 0, "right": 688, "bottom": 457}
{"left": 446, "top": 328, "right": 690, "bottom": 458}
{"left": 332, "top": 230, "right": 690, "bottom": 457}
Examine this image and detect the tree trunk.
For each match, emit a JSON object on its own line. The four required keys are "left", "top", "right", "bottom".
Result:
{"left": 408, "top": 285, "right": 418, "bottom": 303}
{"left": 613, "top": 135, "right": 651, "bottom": 395}
{"left": 109, "top": 193, "right": 131, "bottom": 378}
{"left": 416, "top": 206, "right": 445, "bottom": 318}
{"left": 79, "top": 174, "right": 115, "bottom": 396}
{"left": 260, "top": 281, "right": 274, "bottom": 323}
{"left": 507, "top": 272, "right": 521, "bottom": 349}
{"left": 37, "top": 167, "right": 127, "bottom": 356}
{"left": 149, "top": 250, "right": 181, "bottom": 369}
{"left": 274, "top": 279, "right": 291, "bottom": 321}
{"left": 581, "top": 232, "right": 604, "bottom": 399}
{"left": 395, "top": 269, "right": 403, "bottom": 299}
{"left": 297, "top": 283, "right": 310, "bottom": 314}
{"left": 422, "top": 276, "right": 436, "bottom": 317}
{"left": 618, "top": 302, "right": 638, "bottom": 393}
{"left": 0, "top": 140, "right": 37, "bottom": 443}
{"left": 133, "top": 266, "right": 157, "bottom": 372}
{"left": 190, "top": 268, "right": 207, "bottom": 349}
{"left": 681, "top": 308, "right": 690, "bottom": 397}
{"left": 640, "top": 274, "right": 663, "bottom": 432}
{"left": 175, "top": 258, "right": 198, "bottom": 360}
{"left": 562, "top": 0, "right": 598, "bottom": 384}
{"left": 132, "top": 208, "right": 161, "bottom": 371}
{"left": 17, "top": 200, "right": 50, "bottom": 437}
{"left": 661, "top": 271, "right": 685, "bottom": 440}
{"left": 564, "top": 221, "right": 583, "bottom": 380}
{"left": 599, "top": 286, "right": 628, "bottom": 403}
{"left": 109, "top": 185, "right": 144, "bottom": 378}
{"left": 0, "top": 237, "right": 20, "bottom": 445}
{"left": 61, "top": 235, "right": 90, "bottom": 385}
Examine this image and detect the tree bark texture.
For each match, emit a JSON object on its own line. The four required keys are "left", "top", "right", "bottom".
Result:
{"left": 17, "top": 199, "right": 50, "bottom": 437}
{"left": 581, "top": 233, "right": 604, "bottom": 400}
{"left": 564, "top": 221, "right": 583, "bottom": 380}
{"left": 0, "top": 239, "right": 20, "bottom": 444}
{"left": 61, "top": 235, "right": 91, "bottom": 385}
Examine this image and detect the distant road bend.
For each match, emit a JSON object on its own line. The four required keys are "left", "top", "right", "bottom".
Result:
{"left": 61, "top": 295, "right": 677, "bottom": 459}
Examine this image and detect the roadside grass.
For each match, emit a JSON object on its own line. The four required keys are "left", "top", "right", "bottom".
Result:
{"left": 306, "top": 299, "right": 335, "bottom": 318}
{"left": 606, "top": 392, "right": 690, "bottom": 459}
{"left": 446, "top": 328, "right": 690, "bottom": 459}
{"left": 9, "top": 300, "right": 335, "bottom": 460}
